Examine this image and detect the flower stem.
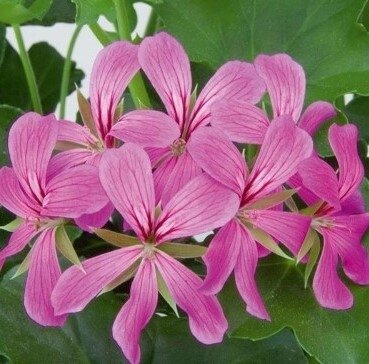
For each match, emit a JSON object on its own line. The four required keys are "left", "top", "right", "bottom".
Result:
{"left": 12, "top": 24, "right": 43, "bottom": 113}
{"left": 88, "top": 23, "right": 112, "bottom": 47}
{"left": 113, "top": 0, "right": 151, "bottom": 108}
{"left": 59, "top": 25, "right": 82, "bottom": 119}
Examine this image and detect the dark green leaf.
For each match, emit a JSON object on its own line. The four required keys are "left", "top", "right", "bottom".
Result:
{"left": 0, "top": 279, "right": 89, "bottom": 363}
{"left": 220, "top": 255, "right": 369, "bottom": 364}
{"left": 154, "top": 0, "right": 369, "bottom": 103}
{"left": 343, "top": 96, "right": 369, "bottom": 142}
{"left": 0, "top": 105, "right": 23, "bottom": 165}
{"left": 0, "top": 41, "right": 84, "bottom": 113}
{"left": 143, "top": 317, "right": 307, "bottom": 363}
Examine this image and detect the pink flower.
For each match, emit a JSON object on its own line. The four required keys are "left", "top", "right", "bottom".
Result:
{"left": 0, "top": 112, "right": 108, "bottom": 326}
{"left": 188, "top": 116, "right": 313, "bottom": 320}
{"left": 52, "top": 40, "right": 140, "bottom": 230}
{"left": 211, "top": 53, "right": 336, "bottom": 144}
{"left": 298, "top": 123, "right": 369, "bottom": 309}
{"left": 52, "top": 143, "right": 239, "bottom": 364}
{"left": 110, "top": 32, "right": 265, "bottom": 206}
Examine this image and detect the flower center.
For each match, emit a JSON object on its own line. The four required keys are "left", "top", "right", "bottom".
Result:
{"left": 142, "top": 243, "right": 156, "bottom": 260}
{"left": 88, "top": 138, "right": 105, "bottom": 153}
{"left": 171, "top": 138, "right": 186, "bottom": 156}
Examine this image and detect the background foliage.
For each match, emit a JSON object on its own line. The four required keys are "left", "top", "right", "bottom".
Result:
{"left": 0, "top": 0, "right": 369, "bottom": 363}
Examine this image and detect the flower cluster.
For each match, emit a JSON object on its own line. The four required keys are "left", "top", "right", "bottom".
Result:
{"left": 0, "top": 32, "right": 368, "bottom": 363}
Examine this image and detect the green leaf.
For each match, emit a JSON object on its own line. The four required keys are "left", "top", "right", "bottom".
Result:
{"left": 0, "top": 105, "right": 22, "bottom": 164}
{"left": 94, "top": 228, "right": 140, "bottom": 248}
{"left": 0, "top": 0, "right": 52, "bottom": 24}
{"left": 221, "top": 255, "right": 369, "bottom": 363}
{"left": 55, "top": 225, "right": 83, "bottom": 268}
{"left": 154, "top": 0, "right": 369, "bottom": 103}
{"left": 158, "top": 242, "right": 207, "bottom": 258}
{"left": 72, "top": 0, "right": 136, "bottom": 28}
{"left": 343, "top": 96, "right": 369, "bottom": 142}
{"left": 0, "top": 217, "right": 22, "bottom": 232}
{"left": 143, "top": 317, "right": 307, "bottom": 363}
{"left": 0, "top": 279, "right": 89, "bottom": 363}
{"left": 0, "top": 41, "right": 84, "bottom": 113}
{"left": 28, "top": 0, "right": 76, "bottom": 25}
{"left": 246, "top": 189, "right": 298, "bottom": 210}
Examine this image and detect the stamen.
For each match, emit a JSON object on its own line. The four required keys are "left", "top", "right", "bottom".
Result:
{"left": 171, "top": 138, "right": 186, "bottom": 156}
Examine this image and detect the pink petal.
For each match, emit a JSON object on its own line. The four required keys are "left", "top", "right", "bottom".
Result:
{"left": 313, "top": 233, "right": 353, "bottom": 310}
{"left": 113, "top": 259, "right": 157, "bottom": 364}
{"left": 155, "top": 174, "right": 239, "bottom": 243}
{"left": 90, "top": 41, "right": 139, "bottom": 140}
{"left": 0, "top": 167, "right": 40, "bottom": 217}
{"left": 233, "top": 225, "right": 270, "bottom": 320}
{"left": 8, "top": 113, "right": 58, "bottom": 200}
{"left": 188, "top": 127, "right": 247, "bottom": 196}
{"left": 340, "top": 190, "right": 365, "bottom": 215}
{"left": 56, "top": 119, "right": 95, "bottom": 148}
{"left": 0, "top": 222, "right": 38, "bottom": 270}
{"left": 201, "top": 219, "right": 242, "bottom": 294}
{"left": 298, "top": 155, "right": 340, "bottom": 210}
{"left": 211, "top": 101, "right": 269, "bottom": 144}
{"left": 139, "top": 32, "right": 191, "bottom": 127}
{"left": 246, "top": 209, "right": 311, "bottom": 256}
{"left": 99, "top": 144, "right": 155, "bottom": 241}
{"left": 287, "top": 172, "right": 320, "bottom": 206}
{"left": 24, "top": 228, "right": 67, "bottom": 326}
{"left": 146, "top": 146, "right": 171, "bottom": 167}
{"left": 46, "top": 149, "right": 94, "bottom": 181}
{"left": 254, "top": 54, "right": 305, "bottom": 121}
{"left": 75, "top": 202, "right": 114, "bottom": 232}
{"left": 110, "top": 110, "right": 180, "bottom": 148}
{"left": 159, "top": 152, "right": 202, "bottom": 207}
{"left": 189, "top": 61, "right": 265, "bottom": 131}
{"left": 244, "top": 116, "right": 313, "bottom": 203}
{"left": 42, "top": 165, "right": 108, "bottom": 218}
{"left": 155, "top": 251, "right": 228, "bottom": 344}
{"left": 298, "top": 101, "right": 336, "bottom": 136}
{"left": 52, "top": 246, "right": 142, "bottom": 315}
{"left": 153, "top": 155, "right": 177, "bottom": 205}
{"left": 328, "top": 124, "right": 364, "bottom": 201}
{"left": 324, "top": 214, "right": 369, "bottom": 284}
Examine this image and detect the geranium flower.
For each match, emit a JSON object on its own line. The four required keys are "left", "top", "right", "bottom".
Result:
{"left": 110, "top": 32, "right": 265, "bottom": 206}
{"left": 211, "top": 53, "right": 336, "bottom": 144}
{"left": 52, "top": 143, "right": 239, "bottom": 364}
{"left": 52, "top": 40, "right": 140, "bottom": 230}
{"left": 0, "top": 113, "right": 108, "bottom": 326}
{"left": 188, "top": 116, "right": 313, "bottom": 320}
{"left": 298, "top": 123, "right": 369, "bottom": 309}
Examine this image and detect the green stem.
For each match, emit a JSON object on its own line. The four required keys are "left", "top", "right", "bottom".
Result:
{"left": 59, "top": 25, "right": 82, "bottom": 119}
{"left": 88, "top": 23, "right": 112, "bottom": 46}
{"left": 114, "top": 0, "right": 151, "bottom": 108}
{"left": 12, "top": 24, "right": 43, "bottom": 113}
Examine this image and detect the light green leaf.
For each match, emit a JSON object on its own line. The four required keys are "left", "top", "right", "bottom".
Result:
{"left": 55, "top": 225, "right": 82, "bottom": 268}
{"left": 248, "top": 226, "right": 293, "bottom": 260}
{"left": 0, "top": 0, "right": 52, "bottom": 24}
{"left": 297, "top": 228, "right": 320, "bottom": 263}
{"left": 0, "top": 217, "right": 22, "bottom": 232}
{"left": 246, "top": 189, "right": 298, "bottom": 211}
{"left": 94, "top": 228, "right": 140, "bottom": 247}
{"left": 154, "top": 0, "right": 369, "bottom": 103}
{"left": 156, "top": 268, "right": 179, "bottom": 317}
{"left": 304, "top": 236, "right": 321, "bottom": 288}
{"left": 158, "top": 242, "right": 207, "bottom": 258}
{"left": 220, "top": 255, "right": 369, "bottom": 363}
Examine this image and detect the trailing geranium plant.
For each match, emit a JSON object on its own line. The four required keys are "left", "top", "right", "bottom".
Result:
{"left": 0, "top": 1, "right": 369, "bottom": 363}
